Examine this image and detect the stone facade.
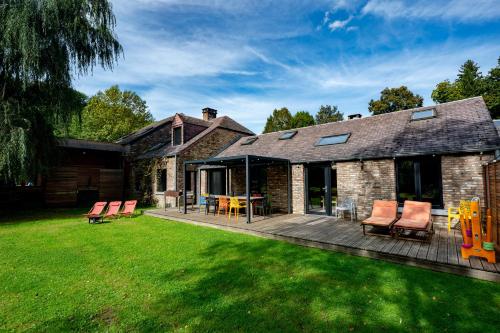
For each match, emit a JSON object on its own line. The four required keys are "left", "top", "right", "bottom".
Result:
{"left": 441, "top": 153, "right": 494, "bottom": 211}
{"left": 291, "top": 164, "right": 305, "bottom": 214}
{"left": 152, "top": 156, "right": 177, "bottom": 208}
{"left": 336, "top": 159, "right": 397, "bottom": 219}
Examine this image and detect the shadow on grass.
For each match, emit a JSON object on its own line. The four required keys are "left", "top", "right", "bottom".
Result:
{"left": 134, "top": 238, "right": 498, "bottom": 332}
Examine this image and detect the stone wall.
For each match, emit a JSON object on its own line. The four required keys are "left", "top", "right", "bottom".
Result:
{"left": 441, "top": 153, "right": 493, "bottom": 210}
{"left": 336, "top": 159, "right": 396, "bottom": 219}
{"left": 152, "top": 156, "right": 177, "bottom": 208}
{"left": 291, "top": 164, "right": 305, "bottom": 214}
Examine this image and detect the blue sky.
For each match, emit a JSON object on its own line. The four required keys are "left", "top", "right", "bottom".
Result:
{"left": 74, "top": 0, "right": 500, "bottom": 133}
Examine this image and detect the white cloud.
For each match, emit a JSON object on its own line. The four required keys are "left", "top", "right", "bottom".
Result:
{"left": 362, "top": 0, "right": 500, "bottom": 21}
{"left": 328, "top": 16, "right": 353, "bottom": 31}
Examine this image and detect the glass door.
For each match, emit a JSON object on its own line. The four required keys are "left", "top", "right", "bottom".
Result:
{"left": 306, "top": 164, "right": 333, "bottom": 215}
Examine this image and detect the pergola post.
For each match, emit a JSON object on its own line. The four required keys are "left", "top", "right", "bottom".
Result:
{"left": 183, "top": 161, "right": 187, "bottom": 214}
{"left": 287, "top": 161, "right": 292, "bottom": 214}
{"left": 245, "top": 155, "right": 251, "bottom": 224}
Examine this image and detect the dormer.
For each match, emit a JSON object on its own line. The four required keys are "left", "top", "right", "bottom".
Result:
{"left": 172, "top": 114, "right": 184, "bottom": 146}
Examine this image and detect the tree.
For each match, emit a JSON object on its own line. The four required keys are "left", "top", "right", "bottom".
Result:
{"left": 292, "top": 111, "right": 315, "bottom": 128}
{"left": 75, "top": 86, "right": 154, "bottom": 142}
{"left": 315, "top": 105, "right": 344, "bottom": 124}
{"left": 457, "top": 60, "right": 484, "bottom": 98}
{"left": 431, "top": 80, "right": 462, "bottom": 104}
{"left": 0, "top": 0, "right": 122, "bottom": 183}
{"left": 368, "top": 86, "right": 423, "bottom": 115}
{"left": 263, "top": 107, "right": 293, "bottom": 133}
{"left": 483, "top": 57, "right": 500, "bottom": 119}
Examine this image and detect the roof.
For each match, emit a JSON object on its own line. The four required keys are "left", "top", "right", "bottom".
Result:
{"left": 58, "top": 138, "right": 125, "bottom": 153}
{"left": 137, "top": 116, "right": 254, "bottom": 159}
{"left": 116, "top": 113, "right": 253, "bottom": 145}
{"left": 217, "top": 97, "right": 500, "bottom": 163}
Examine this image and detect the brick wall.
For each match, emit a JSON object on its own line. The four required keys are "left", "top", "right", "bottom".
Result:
{"left": 267, "top": 165, "right": 288, "bottom": 211}
{"left": 337, "top": 159, "right": 396, "bottom": 219}
{"left": 291, "top": 164, "right": 305, "bottom": 214}
{"left": 229, "top": 167, "right": 246, "bottom": 195}
{"left": 441, "top": 153, "right": 493, "bottom": 210}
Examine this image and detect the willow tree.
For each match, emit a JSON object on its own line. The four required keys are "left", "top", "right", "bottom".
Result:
{"left": 0, "top": 0, "right": 122, "bottom": 184}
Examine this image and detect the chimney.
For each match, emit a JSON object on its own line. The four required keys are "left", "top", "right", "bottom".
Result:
{"left": 202, "top": 107, "right": 217, "bottom": 121}
{"left": 348, "top": 114, "right": 362, "bottom": 120}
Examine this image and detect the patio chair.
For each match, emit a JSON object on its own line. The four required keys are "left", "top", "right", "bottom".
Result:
{"left": 228, "top": 197, "right": 246, "bottom": 223}
{"left": 335, "top": 198, "right": 357, "bottom": 222}
{"left": 84, "top": 201, "right": 107, "bottom": 223}
{"left": 120, "top": 200, "right": 137, "bottom": 218}
{"left": 103, "top": 201, "right": 122, "bottom": 221}
{"left": 392, "top": 200, "right": 433, "bottom": 242}
{"left": 207, "top": 196, "right": 218, "bottom": 216}
{"left": 217, "top": 196, "right": 229, "bottom": 216}
{"left": 199, "top": 194, "right": 208, "bottom": 214}
{"left": 361, "top": 200, "right": 398, "bottom": 235}
{"left": 254, "top": 195, "right": 267, "bottom": 217}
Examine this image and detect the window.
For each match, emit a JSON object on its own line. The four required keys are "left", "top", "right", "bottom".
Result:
{"left": 173, "top": 126, "right": 182, "bottom": 145}
{"left": 315, "top": 133, "right": 350, "bottom": 146}
{"left": 411, "top": 108, "right": 436, "bottom": 121}
{"left": 241, "top": 137, "right": 258, "bottom": 145}
{"left": 396, "top": 156, "right": 443, "bottom": 208}
{"left": 156, "top": 169, "right": 166, "bottom": 192}
{"left": 279, "top": 130, "right": 297, "bottom": 140}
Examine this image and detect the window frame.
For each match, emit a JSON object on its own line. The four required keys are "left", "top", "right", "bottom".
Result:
{"left": 156, "top": 168, "right": 167, "bottom": 193}
{"left": 241, "top": 137, "right": 258, "bottom": 145}
{"left": 395, "top": 155, "right": 443, "bottom": 209}
{"left": 279, "top": 130, "right": 297, "bottom": 140}
{"left": 173, "top": 126, "right": 183, "bottom": 146}
{"left": 315, "top": 133, "right": 350, "bottom": 146}
{"left": 410, "top": 108, "right": 436, "bottom": 121}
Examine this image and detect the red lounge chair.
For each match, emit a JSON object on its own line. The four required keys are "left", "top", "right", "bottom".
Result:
{"left": 393, "top": 200, "right": 433, "bottom": 242}
{"left": 84, "top": 202, "right": 107, "bottom": 223}
{"left": 361, "top": 200, "right": 398, "bottom": 235}
{"left": 103, "top": 201, "right": 122, "bottom": 221}
{"left": 120, "top": 200, "right": 137, "bottom": 218}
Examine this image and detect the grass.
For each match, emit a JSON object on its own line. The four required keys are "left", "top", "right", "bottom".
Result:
{"left": 0, "top": 209, "right": 499, "bottom": 332}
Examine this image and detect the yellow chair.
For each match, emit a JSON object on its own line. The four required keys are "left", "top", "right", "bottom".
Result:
{"left": 448, "top": 200, "right": 471, "bottom": 232}
{"left": 228, "top": 197, "right": 246, "bottom": 223}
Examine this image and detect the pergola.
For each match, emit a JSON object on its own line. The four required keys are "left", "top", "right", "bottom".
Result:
{"left": 183, "top": 155, "right": 291, "bottom": 223}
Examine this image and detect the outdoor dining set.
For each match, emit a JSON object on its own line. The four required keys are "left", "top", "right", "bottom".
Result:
{"left": 197, "top": 193, "right": 272, "bottom": 222}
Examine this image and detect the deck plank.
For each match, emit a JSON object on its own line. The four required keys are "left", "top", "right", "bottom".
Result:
{"left": 147, "top": 209, "right": 500, "bottom": 280}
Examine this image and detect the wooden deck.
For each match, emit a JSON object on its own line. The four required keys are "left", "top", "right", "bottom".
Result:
{"left": 146, "top": 209, "right": 500, "bottom": 282}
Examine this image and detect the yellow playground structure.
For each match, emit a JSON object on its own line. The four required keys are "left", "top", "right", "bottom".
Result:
{"left": 458, "top": 198, "right": 496, "bottom": 263}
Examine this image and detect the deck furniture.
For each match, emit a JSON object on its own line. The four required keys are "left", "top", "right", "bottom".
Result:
{"left": 199, "top": 194, "right": 208, "bottom": 214}
{"left": 120, "top": 200, "right": 137, "bottom": 218}
{"left": 393, "top": 200, "right": 433, "bottom": 242}
{"left": 361, "top": 200, "right": 398, "bottom": 235}
{"left": 207, "top": 196, "right": 218, "bottom": 216}
{"left": 254, "top": 195, "right": 268, "bottom": 216}
{"left": 165, "top": 190, "right": 182, "bottom": 212}
{"left": 84, "top": 201, "right": 107, "bottom": 223}
{"left": 228, "top": 197, "right": 247, "bottom": 223}
{"left": 103, "top": 201, "right": 122, "bottom": 221}
{"left": 217, "top": 196, "right": 229, "bottom": 216}
{"left": 335, "top": 198, "right": 357, "bottom": 222}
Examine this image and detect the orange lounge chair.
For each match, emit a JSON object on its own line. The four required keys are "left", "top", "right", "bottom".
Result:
{"left": 84, "top": 202, "right": 107, "bottom": 223}
{"left": 393, "top": 200, "right": 433, "bottom": 242}
{"left": 103, "top": 201, "right": 122, "bottom": 221}
{"left": 120, "top": 200, "right": 137, "bottom": 218}
{"left": 361, "top": 200, "right": 398, "bottom": 235}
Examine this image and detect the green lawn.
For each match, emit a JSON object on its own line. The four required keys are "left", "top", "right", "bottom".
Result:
{"left": 1, "top": 209, "right": 499, "bottom": 332}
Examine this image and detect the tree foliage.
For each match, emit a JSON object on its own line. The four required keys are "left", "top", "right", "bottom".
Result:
{"left": 431, "top": 57, "right": 500, "bottom": 118}
{"left": 292, "top": 111, "right": 315, "bottom": 129}
{"left": 73, "top": 86, "right": 154, "bottom": 142}
{"left": 368, "top": 86, "right": 423, "bottom": 115}
{"left": 263, "top": 107, "right": 293, "bottom": 133}
{"left": 315, "top": 105, "right": 344, "bottom": 124}
{"left": 0, "top": 0, "right": 122, "bottom": 183}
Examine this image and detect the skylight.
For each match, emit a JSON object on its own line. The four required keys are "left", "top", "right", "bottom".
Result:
{"left": 315, "top": 133, "right": 350, "bottom": 146}
{"left": 411, "top": 108, "right": 436, "bottom": 121}
{"left": 279, "top": 130, "right": 297, "bottom": 140}
{"left": 241, "top": 137, "right": 258, "bottom": 145}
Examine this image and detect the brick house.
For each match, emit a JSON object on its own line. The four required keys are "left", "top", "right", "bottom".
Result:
{"left": 191, "top": 97, "right": 500, "bottom": 223}
{"left": 117, "top": 108, "right": 253, "bottom": 207}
